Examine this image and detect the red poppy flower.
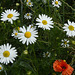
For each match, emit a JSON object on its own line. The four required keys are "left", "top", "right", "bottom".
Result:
{"left": 53, "top": 60, "right": 74, "bottom": 75}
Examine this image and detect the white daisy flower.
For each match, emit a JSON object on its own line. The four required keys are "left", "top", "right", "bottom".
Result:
{"left": 0, "top": 64, "right": 3, "bottom": 72}
{"left": 0, "top": 43, "right": 18, "bottom": 65}
{"left": 24, "top": 0, "right": 31, "bottom": 2}
{"left": 36, "top": 14, "right": 54, "bottom": 30}
{"left": 11, "top": 29, "right": 19, "bottom": 39}
{"left": 24, "top": 13, "right": 32, "bottom": 19}
{"left": 1, "top": 9, "right": 20, "bottom": 24}
{"left": 43, "top": 51, "right": 51, "bottom": 57}
{"left": 61, "top": 39, "right": 69, "bottom": 47}
{"left": 26, "top": 2, "right": 33, "bottom": 7}
{"left": 52, "top": 0, "right": 61, "bottom": 8}
{"left": 18, "top": 25, "right": 38, "bottom": 45}
{"left": 63, "top": 20, "right": 75, "bottom": 37}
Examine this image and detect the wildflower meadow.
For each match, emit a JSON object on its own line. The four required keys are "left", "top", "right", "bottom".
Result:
{"left": 0, "top": 0, "right": 75, "bottom": 75}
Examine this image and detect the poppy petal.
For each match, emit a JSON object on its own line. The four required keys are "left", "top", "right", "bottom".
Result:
{"left": 62, "top": 64, "right": 74, "bottom": 75}
{"left": 53, "top": 60, "right": 62, "bottom": 72}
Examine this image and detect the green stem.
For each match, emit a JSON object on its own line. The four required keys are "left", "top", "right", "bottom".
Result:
{"left": 32, "top": 45, "right": 38, "bottom": 75}
{"left": 4, "top": 70, "right": 7, "bottom": 75}
{"left": 63, "top": 2, "right": 64, "bottom": 24}
{"left": 48, "top": 0, "right": 50, "bottom": 14}
{"left": 20, "top": 0, "right": 23, "bottom": 25}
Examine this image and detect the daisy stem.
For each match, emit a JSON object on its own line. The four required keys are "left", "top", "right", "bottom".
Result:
{"left": 47, "top": 0, "right": 50, "bottom": 14}
{"left": 24, "top": 58, "right": 38, "bottom": 75}
{"left": 20, "top": 0, "right": 23, "bottom": 24}
{"left": 32, "top": 45, "right": 39, "bottom": 75}
{"left": 25, "top": 45, "right": 38, "bottom": 74}
{"left": 63, "top": 2, "right": 64, "bottom": 24}
{"left": 45, "top": 5, "right": 46, "bottom": 13}
{"left": 4, "top": 70, "right": 7, "bottom": 75}
{"left": 54, "top": 8, "right": 56, "bottom": 21}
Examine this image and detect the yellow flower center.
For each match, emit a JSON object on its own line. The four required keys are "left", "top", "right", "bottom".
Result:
{"left": 68, "top": 25, "right": 74, "bottom": 31}
{"left": 26, "top": 0, "right": 29, "bottom": 2}
{"left": 0, "top": 67, "right": 2, "bottom": 70}
{"left": 27, "top": 13, "right": 30, "bottom": 16}
{"left": 55, "top": 1, "right": 58, "bottom": 4}
{"left": 7, "top": 14, "right": 13, "bottom": 18}
{"left": 46, "top": 53, "right": 49, "bottom": 56}
{"left": 42, "top": 20, "right": 47, "bottom": 25}
{"left": 25, "top": 31, "right": 31, "bottom": 38}
{"left": 64, "top": 41, "right": 67, "bottom": 45}
{"left": 15, "top": 33, "right": 18, "bottom": 36}
{"left": 3, "top": 51, "right": 10, "bottom": 57}
{"left": 29, "top": 2, "right": 31, "bottom": 5}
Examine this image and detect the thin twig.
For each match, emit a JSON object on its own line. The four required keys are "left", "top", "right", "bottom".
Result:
{"left": 61, "top": 0, "right": 75, "bottom": 11}
{"left": 60, "top": 47, "right": 75, "bottom": 51}
{"left": 60, "top": 13, "right": 75, "bottom": 14}
{"left": 54, "top": 22, "right": 64, "bottom": 32}
{"left": 38, "top": 40, "right": 49, "bottom": 44}
{"left": 53, "top": 25, "right": 64, "bottom": 32}
{"left": 70, "top": 54, "right": 75, "bottom": 66}
{"left": 54, "top": 22, "right": 63, "bottom": 27}
{"left": 68, "top": 47, "right": 75, "bottom": 51}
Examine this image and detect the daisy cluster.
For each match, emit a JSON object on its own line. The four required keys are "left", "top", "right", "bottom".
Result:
{"left": 0, "top": 0, "right": 74, "bottom": 74}
{"left": 24, "top": 0, "right": 33, "bottom": 19}
{"left": 25, "top": 0, "right": 33, "bottom": 7}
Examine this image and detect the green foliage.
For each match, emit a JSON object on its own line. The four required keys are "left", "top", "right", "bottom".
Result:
{"left": 0, "top": 0, "right": 75, "bottom": 75}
